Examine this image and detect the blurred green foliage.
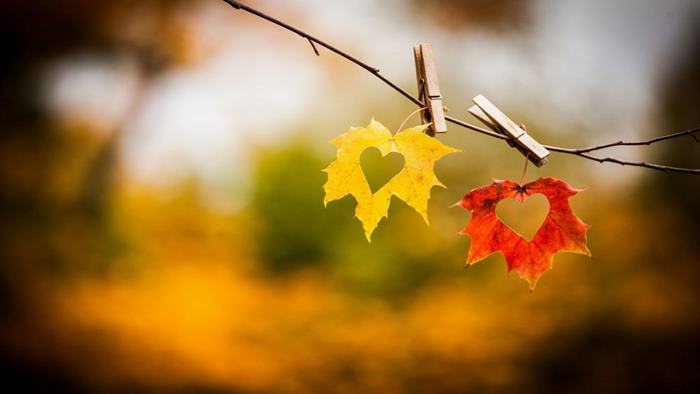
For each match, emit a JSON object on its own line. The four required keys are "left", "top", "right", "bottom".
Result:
{"left": 250, "top": 140, "right": 348, "bottom": 271}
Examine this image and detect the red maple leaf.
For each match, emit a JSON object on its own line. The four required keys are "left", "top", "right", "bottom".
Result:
{"left": 456, "top": 177, "right": 591, "bottom": 289}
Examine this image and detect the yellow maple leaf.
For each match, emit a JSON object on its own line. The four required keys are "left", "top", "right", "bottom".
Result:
{"left": 323, "top": 119, "right": 460, "bottom": 241}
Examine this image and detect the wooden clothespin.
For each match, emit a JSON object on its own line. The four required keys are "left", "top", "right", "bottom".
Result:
{"left": 414, "top": 43, "right": 447, "bottom": 136}
{"left": 468, "top": 94, "right": 550, "bottom": 166}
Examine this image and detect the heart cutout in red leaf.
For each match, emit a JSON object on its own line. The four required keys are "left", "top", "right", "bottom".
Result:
{"left": 457, "top": 177, "right": 591, "bottom": 290}
{"left": 496, "top": 193, "right": 549, "bottom": 241}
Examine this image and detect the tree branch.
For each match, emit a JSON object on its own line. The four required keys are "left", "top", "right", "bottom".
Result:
{"left": 222, "top": 0, "right": 700, "bottom": 175}
{"left": 547, "top": 127, "right": 700, "bottom": 154}
{"left": 573, "top": 152, "right": 700, "bottom": 175}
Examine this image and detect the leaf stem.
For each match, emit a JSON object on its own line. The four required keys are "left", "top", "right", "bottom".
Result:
{"left": 519, "top": 154, "right": 530, "bottom": 185}
{"left": 396, "top": 107, "right": 428, "bottom": 135}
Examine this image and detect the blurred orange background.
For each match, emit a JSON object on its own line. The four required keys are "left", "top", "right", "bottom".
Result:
{"left": 1, "top": 0, "right": 699, "bottom": 393}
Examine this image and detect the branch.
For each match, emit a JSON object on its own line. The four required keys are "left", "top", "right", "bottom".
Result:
{"left": 546, "top": 127, "right": 700, "bottom": 154}
{"left": 222, "top": 0, "right": 700, "bottom": 175}
{"left": 572, "top": 152, "right": 700, "bottom": 175}
{"left": 222, "top": 0, "right": 421, "bottom": 107}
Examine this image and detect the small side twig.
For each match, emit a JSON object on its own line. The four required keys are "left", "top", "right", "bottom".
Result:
{"left": 307, "top": 38, "right": 320, "bottom": 56}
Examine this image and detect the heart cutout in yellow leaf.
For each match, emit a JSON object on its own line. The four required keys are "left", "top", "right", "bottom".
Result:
{"left": 361, "top": 148, "right": 405, "bottom": 193}
{"left": 323, "top": 119, "right": 460, "bottom": 241}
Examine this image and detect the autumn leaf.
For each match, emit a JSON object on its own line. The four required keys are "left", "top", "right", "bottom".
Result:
{"left": 324, "top": 119, "right": 460, "bottom": 241}
{"left": 457, "top": 177, "right": 591, "bottom": 289}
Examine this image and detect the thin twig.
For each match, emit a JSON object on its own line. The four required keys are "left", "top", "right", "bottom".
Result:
{"left": 221, "top": 0, "right": 700, "bottom": 175}
{"left": 573, "top": 152, "right": 700, "bottom": 175}
{"left": 445, "top": 115, "right": 509, "bottom": 140}
{"left": 222, "top": 0, "right": 420, "bottom": 106}
{"left": 545, "top": 127, "right": 700, "bottom": 154}
{"left": 307, "top": 37, "right": 320, "bottom": 56}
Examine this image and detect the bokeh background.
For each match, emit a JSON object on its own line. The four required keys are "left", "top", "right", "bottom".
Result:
{"left": 1, "top": 0, "right": 699, "bottom": 392}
